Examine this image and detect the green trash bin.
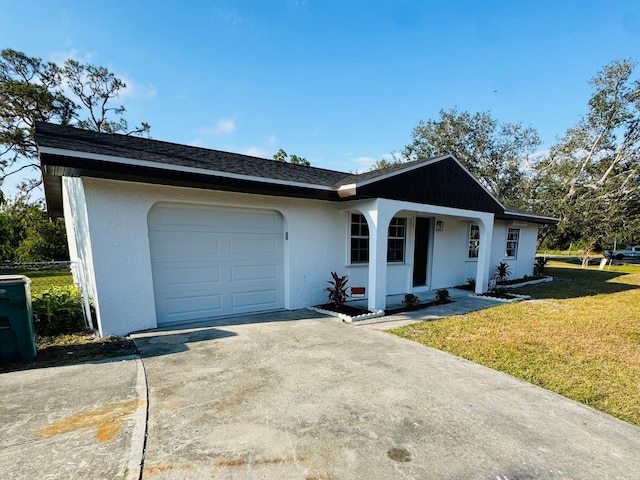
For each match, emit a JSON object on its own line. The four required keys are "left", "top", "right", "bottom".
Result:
{"left": 0, "top": 275, "right": 37, "bottom": 362}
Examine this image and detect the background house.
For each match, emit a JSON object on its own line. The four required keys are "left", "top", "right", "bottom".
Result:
{"left": 36, "top": 122, "right": 556, "bottom": 336}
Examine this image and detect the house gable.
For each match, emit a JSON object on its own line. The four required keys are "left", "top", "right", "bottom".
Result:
{"left": 347, "top": 156, "right": 504, "bottom": 215}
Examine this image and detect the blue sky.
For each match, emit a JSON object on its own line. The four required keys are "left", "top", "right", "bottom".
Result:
{"left": 2, "top": 0, "right": 640, "bottom": 196}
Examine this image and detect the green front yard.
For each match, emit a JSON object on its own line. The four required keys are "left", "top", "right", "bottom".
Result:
{"left": 391, "top": 261, "right": 640, "bottom": 427}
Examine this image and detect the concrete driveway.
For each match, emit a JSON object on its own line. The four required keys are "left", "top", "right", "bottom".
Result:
{"left": 133, "top": 311, "right": 640, "bottom": 480}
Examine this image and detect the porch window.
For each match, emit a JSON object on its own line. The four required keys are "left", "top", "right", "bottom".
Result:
{"left": 349, "top": 214, "right": 407, "bottom": 264}
{"left": 387, "top": 217, "right": 406, "bottom": 262}
{"left": 468, "top": 224, "right": 480, "bottom": 258}
{"left": 350, "top": 213, "right": 369, "bottom": 263}
{"left": 506, "top": 228, "right": 520, "bottom": 258}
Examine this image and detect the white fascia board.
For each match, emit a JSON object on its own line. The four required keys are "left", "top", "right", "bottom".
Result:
{"left": 343, "top": 197, "right": 495, "bottom": 222}
{"left": 38, "top": 146, "right": 335, "bottom": 192}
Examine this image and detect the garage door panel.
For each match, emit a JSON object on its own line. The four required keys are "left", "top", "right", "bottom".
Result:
{"left": 158, "top": 265, "right": 222, "bottom": 288}
{"left": 149, "top": 231, "right": 220, "bottom": 259}
{"left": 231, "top": 289, "right": 279, "bottom": 309}
{"left": 226, "top": 211, "right": 280, "bottom": 231}
{"left": 165, "top": 294, "right": 223, "bottom": 322}
{"left": 230, "top": 264, "right": 278, "bottom": 282}
{"left": 149, "top": 204, "right": 285, "bottom": 326}
{"left": 229, "top": 234, "right": 281, "bottom": 255}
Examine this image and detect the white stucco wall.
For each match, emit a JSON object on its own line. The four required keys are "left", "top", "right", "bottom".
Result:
{"left": 63, "top": 176, "right": 541, "bottom": 336}
{"left": 67, "top": 178, "right": 348, "bottom": 336}
{"left": 62, "top": 178, "right": 100, "bottom": 328}
{"left": 489, "top": 221, "right": 538, "bottom": 280}
{"left": 431, "top": 217, "right": 473, "bottom": 290}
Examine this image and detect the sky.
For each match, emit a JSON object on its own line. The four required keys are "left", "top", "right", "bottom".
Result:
{"left": 2, "top": 0, "right": 640, "bottom": 197}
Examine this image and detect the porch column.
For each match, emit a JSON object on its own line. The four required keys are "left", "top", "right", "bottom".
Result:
{"left": 475, "top": 214, "right": 494, "bottom": 293}
{"left": 363, "top": 204, "right": 393, "bottom": 311}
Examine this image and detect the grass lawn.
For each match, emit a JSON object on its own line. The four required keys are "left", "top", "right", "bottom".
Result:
{"left": 390, "top": 261, "right": 640, "bottom": 427}
{"left": 0, "top": 269, "right": 137, "bottom": 374}
{"left": 0, "top": 268, "right": 74, "bottom": 296}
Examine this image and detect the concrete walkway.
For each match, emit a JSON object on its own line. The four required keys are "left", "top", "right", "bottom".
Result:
{"left": 133, "top": 312, "right": 640, "bottom": 479}
{"left": 3, "top": 300, "right": 640, "bottom": 479}
{"left": 0, "top": 355, "right": 147, "bottom": 480}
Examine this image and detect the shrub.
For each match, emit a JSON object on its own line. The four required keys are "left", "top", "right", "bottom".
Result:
{"left": 534, "top": 256, "right": 548, "bottom": 277}
{"left": 494, "top": 261, "right": 511, "bottom": 285}
{"left": 324, "top": 271, "right": 349, "bottom": 307}
{"left": 32, "top": 285, "right": 87, "bottom": 337}
{"left": 435, "top": 289, "right": 450, "bottom": 303}
{"left": 402, "top": 293, "right": 420, "bottom": 309}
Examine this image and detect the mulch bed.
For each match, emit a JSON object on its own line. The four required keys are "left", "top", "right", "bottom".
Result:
{"left": 314, "top": 303, "right": 372, "bottom": 316}
{"left": 385, "top": 299, "right": 453, "bottom": 315}
{"left": 477, "top": 292, "right": 519, "bottom": 300}
{"left": 315, "top": 299, "right": 455, "bottom": 318}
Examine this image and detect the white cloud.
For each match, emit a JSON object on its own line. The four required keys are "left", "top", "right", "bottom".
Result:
{"left": 240, "top": 146, "right": 270, "bottom": 158}
{"left": 118, "top": 75, "right": 158, "bottom": 100}
{"left": 200, "top": 118, "right": 237, "bottom": 136}
{"left": 268, "top": 135, "right": 277, "bottom": 145}
{"left": 49, "top": 49, "right": 93, "bottom": 64}
{"left": 353, "top": 156, "right": 378, "bottom": 172}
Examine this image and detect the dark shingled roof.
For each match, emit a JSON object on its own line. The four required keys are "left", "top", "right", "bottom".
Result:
{"left": 35, "top": 122, "right": 348, "bottom": 187}
{"left": 35, "top": 122, "right": 557, "bottom": 224}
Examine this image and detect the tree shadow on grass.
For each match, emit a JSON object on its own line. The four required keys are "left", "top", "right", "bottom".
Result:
{"left": 513, "top": 266, "right": 640, "bottom": 300}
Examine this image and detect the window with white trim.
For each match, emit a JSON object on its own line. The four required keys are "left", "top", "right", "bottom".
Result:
{"left": 350, "top": 213, "right": 369, "bottom": 263}
{"left": 387, "top": 217, "right": 406, "bottom": 263}
{"left": 349, "top": 214, "right": 407, "bottom": 264}
{"left": 506, "top": 227, "right": 520, "bottom": 258}
{"left": 468, "top": 224, "right": 480, "bottom": 258}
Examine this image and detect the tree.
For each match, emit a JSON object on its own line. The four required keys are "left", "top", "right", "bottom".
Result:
{"left": 0, "top": 48, "right": 150, "bottom": 195}
{"left": 368, "top": 153, "right": 403, "bottom": 171}
{"left": 0, "top": 49, "right": 76, "bottom": 199}
{"left": 272, "top": 148, "right": 311, "bottom": 166}
{"left": 531, "top": 59, "right": 640, "bottom": 248}
{"left": 0, "top": 196, "right": 68, "bottom": 261}
{"left": 401, "top": 108, "right": 541, "bottom": 207}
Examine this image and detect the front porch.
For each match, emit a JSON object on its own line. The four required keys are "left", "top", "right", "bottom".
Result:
{"left": 343, "top": 197, "right": 496, "bottom": 313}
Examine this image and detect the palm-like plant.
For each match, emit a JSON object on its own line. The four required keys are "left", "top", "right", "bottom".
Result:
{"left": 325, "top": 271, "right": 349, "bottom": 307}
{"left": 494, "top": 261, "right": 511, "bottom": 286}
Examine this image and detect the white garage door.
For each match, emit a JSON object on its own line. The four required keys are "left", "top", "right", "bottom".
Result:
{"left": 148, "top": 203, "right": 285, "bottom": 326}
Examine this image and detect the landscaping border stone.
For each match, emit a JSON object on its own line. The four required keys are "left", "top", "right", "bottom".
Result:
{"left": 307, "top": 306, "right": 386, "bottom": 323}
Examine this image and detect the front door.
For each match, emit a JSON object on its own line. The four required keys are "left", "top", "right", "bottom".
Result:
{"left": 413, "top": 217, "right": 430, "bottom": 287}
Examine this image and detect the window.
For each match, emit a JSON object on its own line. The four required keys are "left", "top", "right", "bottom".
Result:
{"left": 349, "top": 214, "right": 407, "bottom": 264}
{"left": 468, "top": 224, "right": 480, "bottom": 258}
{"left": 387, "top": 217, "right": 406, "bottom": 263}
{"left": 350, "top": 213, "right": 369, "bottom": 263}
{"left": 506, "top": 228, "right": 520, "bottom": 258}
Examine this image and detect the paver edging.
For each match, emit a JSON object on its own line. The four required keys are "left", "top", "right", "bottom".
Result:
{"left": 306, "top": 306, "right": 386, "bottom": 323}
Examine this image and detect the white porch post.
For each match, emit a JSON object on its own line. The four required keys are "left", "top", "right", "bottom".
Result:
{"left": 363, "top": 203, "right": 392, "bottom": 311}
{"left": 475, "top": 214, "right": 494, "bottom": 293}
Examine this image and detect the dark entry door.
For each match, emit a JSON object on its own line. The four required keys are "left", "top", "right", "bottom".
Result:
{"left": 413, "top": 217, "right": 430, "bottom": 286}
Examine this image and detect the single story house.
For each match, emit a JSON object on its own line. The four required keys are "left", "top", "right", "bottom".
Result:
{"left": 36, "top": 122, "right": 556, "bottom": 337}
